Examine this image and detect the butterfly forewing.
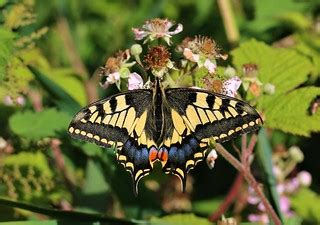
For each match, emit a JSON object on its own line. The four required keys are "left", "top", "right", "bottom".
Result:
{"left": 166, "top": 88, "right": 262, "bottom": 143}
{"left": 162, "top": 88, "right": 262, "bottom": 188}
{"left": 68, "top": 90, "right": 155, "bottom": 193}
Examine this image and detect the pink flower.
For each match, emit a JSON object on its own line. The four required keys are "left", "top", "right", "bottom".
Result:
{"left": 297, "top": 170, "right": 312, "bottom": 187}
{"left": 128, "top": 72, "right": 143, "bottom": 90}
{"left": 284, "top": 178, "right": 300, "bottom": 193}
{"left": 279, "top": 195, "right": 291, "bottom": 213}
{"left": 16, "top": 96, "right": 26, "bottom": 106}
{"left": 248, "top": 214, "right": 269, "bottom": 224}
{"left": 221, "top": 76, "right": 242, "bottom": 97}
{"left": 206, "top": 149, "right": 218, "bottom": 169}
{"left": 3, "top": 96, "right": 13, "bottom": 106}
{"left": 132, "top": 18, "right": 183, "bottom": 45}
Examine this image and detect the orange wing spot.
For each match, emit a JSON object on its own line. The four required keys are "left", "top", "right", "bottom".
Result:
{"left": 149, "top": 147, "right": 158, "bottom": 162}
{"left": 158, "top": 147, "right": 168, "bottom": 163}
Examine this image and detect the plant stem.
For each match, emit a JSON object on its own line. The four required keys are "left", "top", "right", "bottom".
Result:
{"left": 217, "top": 0, "right": 240, "bottom": 46}
{"left": 56, "top": 17, "right": 98, "bottom": 103}
{"left": 213, "top": 143, "right": 282, "bottom": 225}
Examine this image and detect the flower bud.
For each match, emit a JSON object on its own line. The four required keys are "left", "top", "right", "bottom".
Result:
{"left": 130, "top": 44, "right": 142, "bottom": 56}
{"left": 224, "top": 66, "right": 236, "bottom": 78}
{"left": 206, "top": 149, "right": 218, "bottom": 169}
{"left": 297, "top": 171, "right": 312, "bottom": 187}
{"left": 263, "top": 83, "right": 275, "bottom": 95}
{"left": 289, "top": 146, "right": 304, "bottom": 162}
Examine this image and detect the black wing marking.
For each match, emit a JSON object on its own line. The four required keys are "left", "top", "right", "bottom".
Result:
{"left": 68, "top": 90, "right": 155, "bottom": 194}
{"left": 163, "top": 88, "right": 262, "bottom": 189}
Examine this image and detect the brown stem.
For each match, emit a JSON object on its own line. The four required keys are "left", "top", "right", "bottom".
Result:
{"left": 56, "top": 17, "right": 98, "bottom": 103}
{"left": 50, "top": 139, "right": 76, "bottom": 196}
{"left": 56, "top": 17, "right": 88, "bottom": 79}
{"left": 241, "top": 134, "right": 247, "bottom": 163}
{"left": 246, "top": 134, "right": 258, "bottom": 159}
{"left": 217, "top": 0, "right": 240, "bottom": 46}
{"left": 208, "top": 173, "right": 244, "bottom": 222}
{"left": 213, "top": 143, "right": 282, "bottom": 225}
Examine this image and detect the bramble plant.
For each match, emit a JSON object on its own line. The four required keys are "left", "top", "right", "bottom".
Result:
{"left": 1, "top": 1, "right": 320, "bottom": 225}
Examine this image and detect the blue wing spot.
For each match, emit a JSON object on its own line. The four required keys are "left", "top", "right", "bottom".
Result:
{"left": 123, "top": 140, "right": 135, "bottom": 159}
{"left": 189, "top": 138, "right": 198, "bottom": 149}
{"left": 168, "top": 146, "right": 178, "bottom": 163}
{"left": 182, "top": 143, "right": 192, "bottom": 157}
{"left": 141, "top": 148, "right": 149, "bottom": 164}
{"left": 177, "top": 149, "right": 185, "bottom": 163}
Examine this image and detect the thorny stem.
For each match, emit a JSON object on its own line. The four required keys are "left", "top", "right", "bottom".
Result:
{"left": 211, "top": 142, "right": 282, "bottom": 225}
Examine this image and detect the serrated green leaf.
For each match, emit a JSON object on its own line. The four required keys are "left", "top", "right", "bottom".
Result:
{"left": 150, "top": 214, "right": 211, "bottom": 225}
{"left": 231, "top": 39, "right": 312, "bottom": 96}
{"left": 9, "top": 108, "right": 70, "bottom": 140}
{"left": 291, "top": 188, "right": 320, "bottom": 223}
{"left": 264, "top": 87, "right": 320, "bottom": 136}
{"left": 231, "top": 40, "right": 319, "bottom": 136}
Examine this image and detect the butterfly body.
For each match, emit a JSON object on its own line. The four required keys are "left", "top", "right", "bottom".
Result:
{"left": 68, "top": 78, "right": 262, "bottom": 194}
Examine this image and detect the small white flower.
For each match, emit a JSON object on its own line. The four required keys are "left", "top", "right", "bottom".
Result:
{"left": 132, "top": 18, "right": 183, "bottom": 45}
{"left": 206, "top": 149, "right": 218, "bottom": 169}
{"left": 106, "top": 72, "right": 120, "bottom": 84}
{"left": 221, "top": 76, "right": 242, "bottom": 97}
{"left": 204, "top": 59, "right": 216, "bottom": 74}
{"left": 128, "top": 72, "right": 144, "bottom": 90}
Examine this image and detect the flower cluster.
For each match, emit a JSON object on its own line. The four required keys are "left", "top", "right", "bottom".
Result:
{"left": 99, "top": 18, "right": 249, "bottom": 99}
{"left": 247, "top": 145, "right": 312, "bottom": 223}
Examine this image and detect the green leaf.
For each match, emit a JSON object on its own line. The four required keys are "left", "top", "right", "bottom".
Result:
{"left": 192, "top": 198, "right": 223, "bottom": 215}
{"left": 263, "top": 87, "right": 320, "bottom": 136}
{"left": 244, "top": 0, "right": 309, "bottom": 32}
{"left": 291, "top": 188, "right": 320, "bottom": 223}
{"left": 257, "top": 128, "right": 284, "bottom": 223}
{"left": 44, "top": 68, "right": 87, "bottom": 106}
{"left": 28, "top": 66, "right": 81, "bottom": 115}
{"left": 231, "top": 40, "right": 320, "bottom": 136}
{"left": 0, "top": 198, "right": 140, "bottom": 225}
{"left": 231, "top": 39, "right": 312, "bottom": 96}
{"left": 76, "top": 159, "right": 111, "bottom": 213}
{"left": 0, "top": 221, "right": 58, "bottom": 225}
{"left": 0, "top": 28, "right": 15, "bottom": 81}
{"left": 150, "top": 214, "right": 211, "bottom": 225}
{"left": 9, "top": 108, "right": 70, "bottom": 140}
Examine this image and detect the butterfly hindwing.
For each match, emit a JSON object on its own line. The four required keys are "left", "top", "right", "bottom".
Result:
{"left": 68, "top": 90, "right": 154, "bottom": 193}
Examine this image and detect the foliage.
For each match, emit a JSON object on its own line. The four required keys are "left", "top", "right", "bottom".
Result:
{"left": 0, "top": 0, "right": 320, "bottom": 224}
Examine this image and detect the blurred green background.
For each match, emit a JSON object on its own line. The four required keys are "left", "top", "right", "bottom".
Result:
{"left": 1, "top": 0, "right": 320, "bottom": 224}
